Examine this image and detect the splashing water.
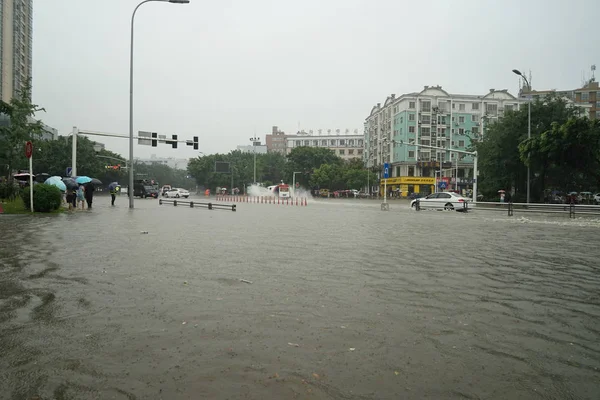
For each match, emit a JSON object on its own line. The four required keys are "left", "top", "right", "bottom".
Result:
{"left": 247, "top": 184, "right": 312, "bottom": 198}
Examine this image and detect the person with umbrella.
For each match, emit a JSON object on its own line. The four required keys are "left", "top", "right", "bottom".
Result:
{"left": 108, "top": 182, "right": 120, "bottom": 206}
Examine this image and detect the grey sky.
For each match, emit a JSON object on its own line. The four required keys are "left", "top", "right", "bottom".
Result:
{"left": 33, "top": 0, "right": 598, "bottom": 160}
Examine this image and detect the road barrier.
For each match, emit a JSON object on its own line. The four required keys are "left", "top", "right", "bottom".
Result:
{"left": 215, "top": 195, "right": 308, "bottom": 206}
{"left": 159, "top": 198, "right": 236, "bottom": 212}
{"left": 475, "top": 201, "right": 600, "bottom": 218}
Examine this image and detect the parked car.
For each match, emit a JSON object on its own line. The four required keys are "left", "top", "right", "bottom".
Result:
{"left": 410, "top": 191, "right": 470, "bottom": 212}
{"left": 164, "top": 188, "right": 190, "bottom": 198}
{"left": 594, "top": 193, "right": 600, "bottom": 204}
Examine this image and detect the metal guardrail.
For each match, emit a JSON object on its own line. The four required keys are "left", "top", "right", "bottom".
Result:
{"left": 474, "top": 201, "right": 600, "bottom": 218}
{"left": 159, "top": 198, "right": 236, "bottom": 212}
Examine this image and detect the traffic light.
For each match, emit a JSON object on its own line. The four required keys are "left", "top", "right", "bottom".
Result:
{"left": 151, "top": 132, "right": 157, "bottom": 147}
{"left": 171, "top": 134, "right": 177, "bottom": 149}
{"left": 193, "top": 136, "right": 199, "bottom": 150}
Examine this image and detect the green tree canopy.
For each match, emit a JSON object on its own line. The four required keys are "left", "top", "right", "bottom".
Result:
{"left": 0, "top": 80, "right": 46, "bottom": 181}
{"left": 474, "top": 94, "right": 586, "bottom": 201}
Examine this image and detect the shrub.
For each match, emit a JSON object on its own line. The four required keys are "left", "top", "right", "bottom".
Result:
{"left": 21, "top": 184, "right": 63, "bottom": 212}
{"left": 0, "top": 182, "right": 22, "bottom": 200}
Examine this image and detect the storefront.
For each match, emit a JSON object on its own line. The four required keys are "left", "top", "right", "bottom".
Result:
{"left": 379, "top": 177, "right": 436, "bottom": 197}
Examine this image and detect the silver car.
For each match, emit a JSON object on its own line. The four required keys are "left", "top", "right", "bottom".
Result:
{"left": 410, "top": 192, "right": 470, "bottom": 212}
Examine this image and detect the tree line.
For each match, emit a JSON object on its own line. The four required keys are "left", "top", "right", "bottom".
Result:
{"left": 186, "top": 146, "right": 376, "bottom": 191}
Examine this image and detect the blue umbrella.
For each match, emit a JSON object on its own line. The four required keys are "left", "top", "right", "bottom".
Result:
{"left": 45, "top": 176, "right": 67, "bottom": 192}
{"left": 108, "top": 182, "right": 120, "bottom": 191}
{"left": 75, "top": 176, "right": 92, "bottom": 184}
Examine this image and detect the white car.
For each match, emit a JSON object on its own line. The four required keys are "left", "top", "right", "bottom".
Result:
{"left": 410, "top": 191, "right": 470, "bottom": 212}
{"left": 164, "top": 188, "right": 190, "bottom": 198}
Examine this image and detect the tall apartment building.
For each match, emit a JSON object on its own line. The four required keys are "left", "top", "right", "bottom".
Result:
{"left": 365, "top": 86, "right": 526, "bottom": 196}
{"left": 287, "top": 131, "right": 364, "bottom": 161}
{"left": 1, "top": 0, "right": 33, "bottom": 103}
{"left": 265, "top": 126, "right": 288, "bottom": 154}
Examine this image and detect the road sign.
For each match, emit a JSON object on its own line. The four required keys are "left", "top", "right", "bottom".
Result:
{"left": 25, "top": 141, "right": 33, "bottom": 158}
{"left": 66, "top": 167, "right": 72, "bottom": 176}
{"left": 439, "top": 181, "right": 447, "bottom": 189}
{"left": 383, "top": 163, "right": 390, "bottom": 179}
{"left": 138, "top": 131, "right": 152, "bottom": 146}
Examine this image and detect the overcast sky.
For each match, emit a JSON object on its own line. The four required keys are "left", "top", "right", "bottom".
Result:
{"left": 32, "top": 0, "right": 598, "bottom": 160}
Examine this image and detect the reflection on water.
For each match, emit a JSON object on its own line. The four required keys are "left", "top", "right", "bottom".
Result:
{"left": 1, "top": 197, "right": 600, "bottom": 399}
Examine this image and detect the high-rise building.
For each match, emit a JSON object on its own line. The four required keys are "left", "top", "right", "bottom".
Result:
{"left": 0, "top": 0, "right": 33, "bottom": 103}
{"left": 365, "top": 86, "right": 526, "bottom": 196}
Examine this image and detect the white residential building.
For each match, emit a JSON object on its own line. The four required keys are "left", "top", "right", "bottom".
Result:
{"left": 286, "top": 131, "right": 364, "bottom": 161}
{"left": 365, "top": 86, "right": 527, "bottom": 195}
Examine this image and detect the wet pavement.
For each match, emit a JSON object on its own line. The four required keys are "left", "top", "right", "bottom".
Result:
{"left": 1, "top": 194, "right": 600, "bottom": 399}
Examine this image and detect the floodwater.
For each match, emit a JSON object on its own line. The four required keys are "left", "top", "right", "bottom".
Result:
{"left": 1, "top": 195, "right": 600, "bottom": 400}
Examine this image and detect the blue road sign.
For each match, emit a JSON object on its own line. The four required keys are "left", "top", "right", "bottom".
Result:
{"left": 439, "top": 181, "right": 447, "bottom": 189}
{"left": 383, "top": 163, "right": 390, "bottom": 179}
{"left": 66, "top": 167, "right": 72, "bottom": 176}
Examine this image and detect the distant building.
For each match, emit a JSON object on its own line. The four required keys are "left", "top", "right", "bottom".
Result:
{"left": 520, "top": 75, "right": 599, "bottom": 120}
{"left": 287, "top": 131, "right": 364, "bottom": 161}
{"left": 1, "top": 0, "right": 33, "bottom": 103}
{"left": 236, "top": 143, "right": 267, "bottom": 154}
{"left": 265, "top": 126, "right": 288, "bottom": 154}
{"left": 135, "top": 154, "right": 189, "bottom": 170}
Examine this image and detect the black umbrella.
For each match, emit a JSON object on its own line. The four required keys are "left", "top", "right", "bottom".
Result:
{"left": 62, "top": 177, "right": 78, "bottom": 190}
{"left": 90, "top": 178, "right": 103, "bottom": 186}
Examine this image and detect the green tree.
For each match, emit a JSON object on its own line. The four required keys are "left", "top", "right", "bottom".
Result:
{"left": 474, "top": 94, "right": 582, "bottom": 201}
{"left": 519, "top": 117, "right": 600, "bottom": 192}
{"left": 284, "top": 146, "right": 342, "bottom": 187}
{"left": 0, "top": 80, "right": 46, "bottom": 181}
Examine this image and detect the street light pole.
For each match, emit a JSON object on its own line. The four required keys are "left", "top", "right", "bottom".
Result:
{"left": 512, "top": 69, "right": 532, "bottom": 204}
{"left": 129, "top": 0, "right": 189, "bottom": 209}
{"left": 249, "top": 135, "right": 258, "bottom": 184}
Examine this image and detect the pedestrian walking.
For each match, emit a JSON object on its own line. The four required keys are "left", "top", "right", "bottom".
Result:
{"left": 84, "top": 181, "right": 95, "bottom": 209}
{"left": 76, "top": 184, "right": 86, "bottom": 210}
{"left": 65, "top": 188, "right": 75, "bottom": 211}
{"left": 109, "top": 184, "right": 120, "bottom": 206}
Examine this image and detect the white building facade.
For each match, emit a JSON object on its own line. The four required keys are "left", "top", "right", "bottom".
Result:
{"left": 287, "top": 133, "right": 364, "bottom": 161}
{"left": 135, "top": 154, "right": 189, "bottom": 170}
{"left": 365, "top": 86, "right": 527, "bottom": 195}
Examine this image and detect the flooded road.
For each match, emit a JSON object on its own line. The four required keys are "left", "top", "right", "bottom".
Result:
{"left": 1, "top": 195, "right": 600, "bottom": 399}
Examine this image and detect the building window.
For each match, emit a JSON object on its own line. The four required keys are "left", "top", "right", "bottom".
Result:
{"left": 471, "top": 127, "right": 479, "bottom": 134}
{"left": 459, "top": 103, "right": 465, "bottom": 111}
{"left": 339, "top": 149, "right": 345, "bottom": 155}
{"left": 421, "top": 127, "right": 430, "bottom": 136}
{"left": 409, "top": 101, "right": 415, "bottom": 109}
{"left": 458, "top": 116, "right": 465, "bottom": 123}
{"left": 438, "top": 102, "right": 447, "bottom": 112}
{"left": 459, "top": 128, "right": 464, "bottom": 135}
{"left": 330, "top": 140, "right": 336, "bottom": 146}
{"left": 581, "top": 92, "right": 589, "bottom": 101}
{"left": 321, "top": 140, "right": 327, "bottom": 146}
{"left": 348, "top": 149, "right": 354, "bottom": 155}
{"left": 408, "top": 113, "right": 415, "bottom": 121}
{"left": 471, "top": 114, "right": 479, "bottom": 122}
{"left": 421, "top": 100, "right": 431, "bottom": 112}
{"left": 408, "top": 151, "right": 415, "bottom": 159}
{"left": 505, "top": 104, "right": 514, "bottom": 112}
{"left": 596, "top": 111, "right": 600, "bottom": 119}
{"left": 304, "top": 140, "right": 310, "bottom": 146}
{"left": 421, "top": 140, "right": 430, "bottom": 146}
{"left": 339, "top": 139, "right": 346, "bottom": 146}
{"left": 486, "top": 103, "right": 498, "bottom": 115}
{"left": 472, "top": 103, "right": 479, "bottom": 110}
{"left": 358, "top": 139, "right": 364, "bottom": 147}
{"left": 313, "top": 140, "right": 319, "bottom": 146}
{"left": 358, "top": 149, "right": 363, "bottom": 155}
{"left": 421, "top": 115, "right": 431, "bottom": 124}
{"left": 458, "top": 140, "right": 465, "bottom": 147}
{"left": 409, "top": 126, "right": 415, "bottom": 133}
